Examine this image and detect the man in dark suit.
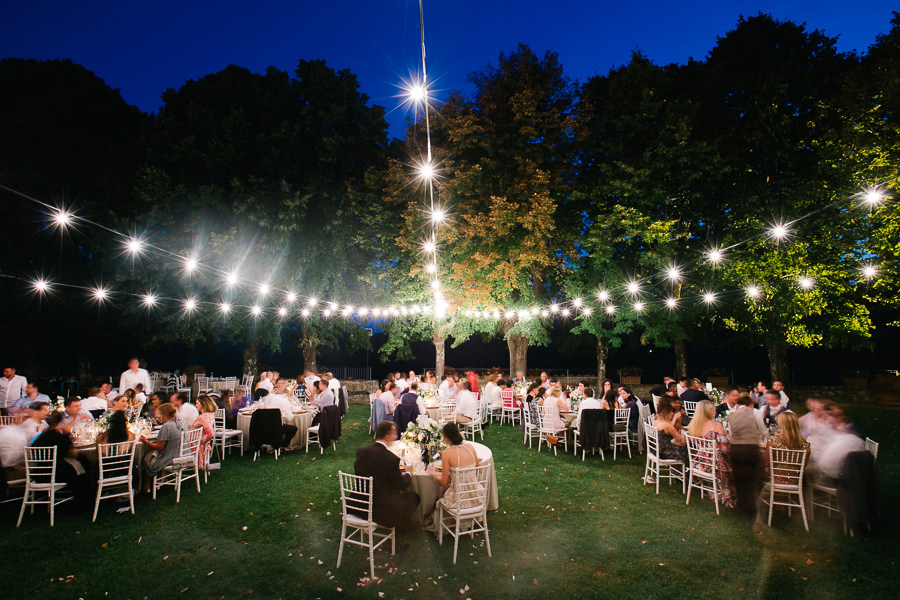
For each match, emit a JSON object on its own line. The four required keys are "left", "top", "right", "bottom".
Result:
{"left": 680, "top": 378, "right": 709, "bottom": 404}
{"left": 715, "top": 386, "right": 741, "bottom": 417}
{"left": 354, "top": 421, "right": 420, "bottom": 539}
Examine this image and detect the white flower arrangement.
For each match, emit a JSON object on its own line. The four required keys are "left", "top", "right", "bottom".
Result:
{"left": 420, "top": 388, "right": 439, "bottom": 404}
{"left": 402, "top": 417, "right": 447, "bottom": 462}
{"left": 514, "top": 381, "right": 530, "bottom": 398}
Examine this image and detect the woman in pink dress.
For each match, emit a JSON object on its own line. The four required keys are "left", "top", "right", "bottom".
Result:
{"left": 192, "top": 395, "right": 218, "bottom": 469}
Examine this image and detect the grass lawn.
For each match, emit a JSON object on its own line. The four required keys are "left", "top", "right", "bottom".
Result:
{"left": 1, "top": 404, "right": 897, "bottom": 600}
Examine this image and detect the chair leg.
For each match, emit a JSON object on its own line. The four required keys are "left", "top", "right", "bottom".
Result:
{"left": 452, "top": 516, "right": 460, "bottom": 564}
{"left": 391, "top": 527, "right": 396, "bottom": 554}
{"left": 484, "top": 513, "right": 492, "bottom": 557}
{"left": 368, "top": 527, "right": 376, "bottom": 580}
{"left": 685, "top": 471, "right": 693, "bottom": 505}
{"left": 93, "top": 486, "right": 101, "bottom": 522}
{"left": 437, "top": 503, "right": 443, "bottom": 545}
{"left": 336, "top": 523, "right": 346, "bottom": 568}
{"left": 799, "top": 492, "right": 809, "bottom": 532}
{"left": 768, "top": 488, "right": 775, "bottom": 527}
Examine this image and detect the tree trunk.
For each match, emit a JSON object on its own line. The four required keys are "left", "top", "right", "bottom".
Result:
{"left": 433, "top": 328, "right": 445, "bottom": 380}
{"left": 595, "top": 335, "right": 608, "bottom": 389}
{"left": 765, "top": 335, "right": 790, "bottom": 384}
{"left": 673, "top": 337, "right": 688, "bottom": 378}
{"left": 507, "top": 334, "right": 528, "bottom": 378}
{"left": 301, "top": 339, "right": 319, "bottom": 374}
{"left": 242, "top": 339, "right": 260, "bottom": 376}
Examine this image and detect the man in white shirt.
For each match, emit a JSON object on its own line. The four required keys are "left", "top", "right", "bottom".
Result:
{"left": 394, "top": 372, "right": 408, "bottom": 394}
{"left": 325, "top": 372, "right": 341, "bottom": 396}
{"left": 314, "top": 380, "right": 335, "bottom": 411}
{"left": 119, "top": 358, "right": 152, "bottom": 395}
{"left": 454, "top": 382, "right": 478, "bottom": 424}
{"left": 575, "top": 388, "right": 603, "bottom": 429}
{"left": 257, "top": 372, "right": 274, "bottom": 393}
{"left": 303, "top": 370, "right": 320, "bottom": 390}
{"left": 170, "top": 392, "right": 199, "bottom": 428}
{"left": 772, "top": 380, "right": 791, "bottom": 409}
{"left": 0, "top": 423, "right": 28, "bottom": 479}
{"left": 98, "top": 382, "right": 114, "bottom": 408}
{"left": 259, "top": 378, "right": 298, "bottom": 449}
{"left": 80, "top": 387, "right": 109, "bottom": 413}
{"left": 0, "top": 366, "right": 28, "bottom": 414}
{"left": 19, "top": 401, "right": 50, "bottom": 442}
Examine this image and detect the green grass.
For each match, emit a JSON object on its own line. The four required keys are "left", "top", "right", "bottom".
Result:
{"left": 2, "top": 404, "right": 897, "bottom": 600}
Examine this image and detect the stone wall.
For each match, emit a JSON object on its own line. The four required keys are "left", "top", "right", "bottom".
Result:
{"left": 346, "top": 380, "right": 379, "bottom": 403}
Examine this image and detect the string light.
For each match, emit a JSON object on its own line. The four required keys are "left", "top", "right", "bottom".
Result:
{"left": 862, "top": 187, "right": 885, "bottom": 206}
{"left": 308, "top": 297, "right": 318, "bottom": 307}
{"left": 431, "top": 208, "right": 445, "bottom": 223}
{"left": 53, "top": 209, "right": 73, "bottom": 230}
{"left": 225, "top": 272, "right": 239, "bottom": 287}
{"left": 33, "top": 278, "right": 50, "bottom": 294}
{"left": 550, "top": 303, "right": 559, "bottom": 313}
{"left": 251, "top": 305, "right": 262, "bottom": 317}
{"left": 301, "top": 307, "right": 311, "bottom": 317}
{"left": 582, "top": 306, "right": 592, "bottom": 316}
{"left": 126, "top": 237, "right": 144, "bottom": 256}
{"left": 431, "top": 280, "right": 440, "bottom": 290}
{"left": 666, "top": 266, "right": 682, "bottom": 281}
{"left": 798, "top": 277, "right": 814, "bottom": 290}
{"left": 605, "top": 305, "right": 616, "bottom": 315}
{"left": 278, "top": 307, "right": 288, "bottom": 317}
{"left": 286, "top": 291, "right": 297, "bottom": 304}
{"left": 328, "top": 302, "right": 338, "bottom": 311}
{"left": 258, "top": 283, "right": 270, "bottom": 297}
{"left": 665, "top": 297, "right": 677, "bottom": 309}
{"left": 423, "top": 241, "right": 436, "bottom": 253}
{"left": 141, "top": 293, "right": 157, "bottom": 307}
{"left": 746, "top": 285, "right": 761, "bottom": 298}
{"left": 861, "top": 264, "right": 878, "bottom": 279}
{"left": 707, "top": 248, "right": 724, "bottom": 264}
{"left": 426, "top": 263, "right": 437, "bottom": 273}
{"left": 541, "top": 309, "right": 549, "bottom": 317}
{"left": 573, "top": 297, "right": 583, "bottom": 308}
{"left": 561, "top": 308, "right": 571, "bottom": 317}
{"left": 702, "top": 292, "right": 717, "bottom": 305}
{"left": 597, "top": 290, "right": 609, "bottom": 302}
{"left": 633, "top": 301, "right": 645, "bottom": 312}
{"left": 323, "top": 308, "right": 332, "bottom": 317}
{"left": 183, "top": 297, "right": 197, "bottom": 313}
{"left": 92, "top": 287, "right": 108, "bottom": 302}
{"left": 184, "top": 257, "right": 198, "bottom": 274}
{"left": 418, "top": 161, "right": 435, "bottom": 181}
{"left": 769, "top": 223, "right": 789, "bottom": 241}
{"left": 220, "top": 302, "right": 231, "bottom": 314}
{"left": 407, "top": 82, "right": 427, "bottom": 104}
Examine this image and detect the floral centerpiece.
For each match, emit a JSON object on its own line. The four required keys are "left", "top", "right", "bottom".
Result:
{"left": 567, "top": 388, "right": 585, "bottom": 410}
{"left": 420, "top": 388, "right": 440, "bottom": 406}
{"left": 708, "top": 388, "right": 723, "bottom": 404}
{"left": 97, "top": 410, "right": 115, "bottom": 431}
{"left": 513, "top": 381, "right": 530, "bottom": 398}
{"left": 402, "top": 416, "right": 447, "bottom": 464}
{"left": 51, "top": 395, "right": 66, "bottom": 413}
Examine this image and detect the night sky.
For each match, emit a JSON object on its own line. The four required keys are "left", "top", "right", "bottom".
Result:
{"left": 1, "top": 1, "right": 897, "bottom": 138}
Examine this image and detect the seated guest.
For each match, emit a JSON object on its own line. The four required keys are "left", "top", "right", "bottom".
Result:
{"left": 20, "top": 401, "right": 50, "bottom": 443}
{"left": 371, "top": 382, "right": 392, "bottom": 430}
{"left": 96, "top": 410, "right": 135, "bottom": 446}
{"left": 454, "top": 382, "right": 478, "bottom": 424}
{"left": 620, "top": 386, "right": 641, "bottom": 432}
{"left": 676, "top": 377, "right": 690, "bottom": 397}
{"left": 483, "top": 373, "right": 502, "bottom": 411}
{"left": 828, "top": 404, "right": 861, "bottom": 437}
{"left": 0, "top": 422, "right": 28, "bottom": 481}
{"left": 258, "top": 382, "right": 299, "bottom": 449}
{"left": 715, "top": 386, "right": 741, "bottom": 417}
{"left": 666, "top": 381, "right": 679, "bottom": 396}
{"left": 354, "top": 421, "right": 420, "bottom": 537}
{"left": 653, "top": 394, "right": 687, "bottom": 463}
{"left": 193, "top": 395, "right": 218, "bottom": 469}
{"left": 758, "top": 390, "right": 789, "bottom": 433}
{"left": 512, "top": 371, "right": 527, "bottom": 384}
{"left": 33, "top": 410, "right": 93, "bottom": 512}
{"left": 649, "top": 377, "right": 675, "bottom": 401}
{"left": 520, "top": 384, "right": 542, "bottom": 431}
{"left": 680, "top": 378, "right": 709, "bottom": 404}
{"left": 798, "top": 398, "right": 831, "bottom": 438}
{"left": 728, "top": 393, "right": 767, "bottom": 523}
{"left": 538, "top": 387, "right": 567, "bottom": 430}
{"left": 686, "top": 400, "right": 735, "bottom": 508}
{"left": 772, "top": 380, "right": 791, "bottom": 409}
{"left": 139, "top": 403, "right": 186, "bottom": 493}
{"left": 10, "top": 382, "right": 51, "bottom": 415}
{"left": 142, "top": 391, "right": 167, "bottom": 419}
{"left": 313, "top": 379, "right": 335, "bottom": 410}
{"left": 750, "top": 380, "right": 770, "bottom": 409}
{"left": 378, "top": 381, "right": 397, "bottom": 417}
{"left": 574, "top": 388, "right": 602, "bottom": 429}
{"left": 170, "top": 392, "right": 199, "bottom": 429}
{"left": 438, "top": 374, "right": 456, "bottom": 401}
{"left": 80, "top": 387, "right": 109, "bottom": 415}
{"left": 427, "top": 422, "right": 481, "bottom": 509}
{"left": 399, "top": 381, "right": 425, "bottom": 415}
{"left": 256, "top": 371, "right": 274, "bottom": 393}
{"left": 97, "top": 382, "right": 115, "bottom": 408}
{"left": 109, "top": 394, "right": 131, "bottom": 414}
{"left": 394, "top": 373, "right": 409, "bottom": 394}
{"left": 59, "top": 397, "right": 93, "bottom": 435}
{"left": 599, "top": 386, "right": 618, "bottom": 411}
{"left": 132, "top": 383, "right": 147, "bottom": 413}
{"left": 765, "top": 412, "right": 810, "bottom": 485}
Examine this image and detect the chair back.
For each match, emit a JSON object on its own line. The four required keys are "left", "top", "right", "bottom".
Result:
{"left": 97, "top": 441, "right": 136, "bottom": 480}
{"left": 538, "top": 404, "right": 560, "bottom": 431}
{"left": 0, "top": 415, "right": 17, "bottom": 427}
{"left": 249, "top": 409, "right": 284, "bottom": 448}
{"left": 614, "top": 408, "right": 630, "bottom": 427}
{"left": 214, "top": 408, "right": 226, "bottom": 436}
{"left": 393, "top": 403, "right": 419, "bottom": 434}
{"left": 579, "top": 409, "right": 606, "bottom": 450}
{"left": 685, "top": 434, "right": 717, "bottom": 475}
{"left": 767, "top": 446, "right": 807, "bottom": 487}
{"left": 501, "top": 389, "right": 515, "bottom": 407}
{"left": 865, "top": 437, "right": 879, "bottom": 462}
{"left": 338, "top": 471, "right": 373, "bottom": 522}
{"left": 644, "top": 424, "right": 660, "bottom": 458}
{"left": 197, "top": 376, "right": 210, "bottom": 389}
{"left": 182, "top": 427, "right": 203, "bottom": 459}
{"left": 224, "top": 377, "right": 237, "bottom": 392}
{"left": 448, "top": 463, "right": 490, "bottom": 511}
{"left": 440, "top": 404, "right": 455, "bottom": 423}
{"left": 24, "top": 446, "right": 58, "bottom": 483}
{"left": 683, "top": 400, "right": 697, "bottom": 418}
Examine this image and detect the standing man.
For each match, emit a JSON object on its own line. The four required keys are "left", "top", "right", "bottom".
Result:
{"left": 715, "top": 386, "right": 741, "bottom": 417}
{"left": 0, "top": 366, "right": 28, "bottom": 415}
{"left": 325, "top": 372, "right": 341, "bottom": 397}
{"left": 772, "top": 380, "right": 791, "bottom": 409}
{"left": 119, "top": 358, "right": 152, "bottom": 394}
{"left": 728, "top": 394, "right": 767, "bottom": 524}
{"left": 750, "top": 380, "right": 770, "bottom": 409}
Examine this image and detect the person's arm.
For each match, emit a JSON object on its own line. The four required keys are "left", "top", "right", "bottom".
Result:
{"left": 119, "top": 373, "right": 128, "bottom": 394}
{"left": 430, "top": 448, "right": 452, "bottom": 487}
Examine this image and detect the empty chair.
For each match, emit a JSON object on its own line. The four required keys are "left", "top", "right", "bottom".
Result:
{"left": 459, "top": 400, "right": 484, "bottom": 442}
{"left": 213, "top": 408, "right": 243, "bottom": 461}
{"left": 336, "top": 471, "right": 395, "bottom": 579}
{"left": 573, "top": 409, "right": 606, "bottom": 461}
{"left": 760, "top": 446, "right": 809, "bottom": 531}
{"left": 682, "top": 400, "right": 698, "bottom": 419}
{"left": 684, "top": 434, "right": 723, "bottom": 515}
{"left": 93, "top": 441, "right": 136, "bottom": 521}
{"left": 223, "top": 376, "right": 237, "bottom": 394}
{"left": 196, "top": 376, "right": 212, "bottom": 395}
{"left": 153, "top": 428, "right": 202, "bottom": 503}
{"left": 17, "top": 446, "right": 71, "bottom": 527}
{"left": 643, "top": 425, "right": 685, "bottom": 495}
{"left": 308, "top": 405, "right": 340, "bottom": 454}
{"left": 0, "top": 415, "right": 19, "bottom": 427}
{"left": 522, "top": 403, "right": 540, "bottom": 448}
{"left": 435, "top": 464, "right": 492, "bottom": 564}
{"left": 611, "top": 408, "right": 632, "bottom": 460}
{"left": 249, "top": 409, "right": 284, "bottom": 460}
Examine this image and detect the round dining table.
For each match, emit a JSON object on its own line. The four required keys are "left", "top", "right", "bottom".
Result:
{"left": 407, "top": 441, "right": 499, "bottom": 531}
{"left": 236, "top": 408, "right": 315, "bottom": 451}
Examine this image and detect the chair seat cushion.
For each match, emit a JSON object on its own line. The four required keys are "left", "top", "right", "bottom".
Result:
{"left": 439, "top": 501, "right": 485, "bottom": 517}
{"left": 344, "top": 513, "right": 374, "bottom": 527}
{"left": 99, "top": 475, "right": 131, "bottom": 485}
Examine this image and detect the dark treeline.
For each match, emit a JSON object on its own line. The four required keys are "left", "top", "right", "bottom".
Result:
{"left": 1, "top": 13, "right": 898, "bottom": 384}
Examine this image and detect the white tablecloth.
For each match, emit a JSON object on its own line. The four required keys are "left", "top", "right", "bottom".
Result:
{"left": 237, "top": 409, "right": 315, "bottom": 451}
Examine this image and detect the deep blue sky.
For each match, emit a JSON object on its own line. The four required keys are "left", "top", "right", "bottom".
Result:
{"left": 2, "top": 1, "right": 897, "bottom": 138}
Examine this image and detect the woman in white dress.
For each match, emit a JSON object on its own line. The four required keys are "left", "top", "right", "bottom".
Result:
{"left": 428, "top": 422, "right": 482, "bottom": 510}
{"left": 539, "top": 387, "right": 567, "bottom": 429}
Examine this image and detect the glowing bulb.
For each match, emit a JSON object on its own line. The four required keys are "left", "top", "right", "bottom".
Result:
{"left": 492, "top": 310, "right": 501, "bottom": 319}
{"left": 251, "top": 305, "right": 262, "bottom": 316}
{"left": 126, "top": 238, "right": 144, "bottom": 256}
{"left": 862, "top": 188, "right": 885, "bottom": 206}
{"left": 424, "top": 241, "right": 436, "bottom": 253}
{"left": 550, "top": 303, "right": 559, "bottom": 313}
{"left": 634, "top": 302, "right": 645, "bottom": 312}
{"left": 183, "top": 297, "right": 197, "bottom": 312}
{"left": 418, "top": 161, "right": 434, "bottom": 180}
{"left": 746, "top": 285, "right": 761, "bottom": 298}
{"left": 220, "top": 302, "right": 231, "bottom": 314}
{"left": 665, "top": 297, "right": 677, "bottom": 309}
{"left": 561, "top": 308, "right": 571, "bottom": 317}
{"left": 707, "top": 249, "right": 723, "bottom": 264}
{"left": 92, "top": 287, "right": 108, "bottom": 302}
{"left": 431, "top": 280, "right": 440, "bottom": 290}
{"left": 531, "top": 306, "right": 540, "bottom": 315}
{"left": 862, "top": 265, "right": 878, "bottom": 279}
{"left": 184, "top": 257, "right": 198, "bottom": 273}
{"left": 358, "top": 307, "right": 368, "bottom": 316}
{"left": 597, "top": 290, "right": 609, "bottom": 302}
{"left": 329, "top": 302, "right": 338, "bottom": 311}
{"left": 573, "top": 298, "right": 583, "bottom": 308}
{"left": 278, "top": 307, "right": 287, "bottom": 317}
{"left": 141, "top": 293, "right": 157, "bottom": 307}
{"left": 226, "top": 272, "right": 239, "bottom": 287}
{"left": 582, "top": 307, "right": 593, "bottom": 316}
{"left": 431, "top": 209, "right": 445, "bottom": 224}
{"left": 408, "top": 83, "right": 426, "bottom": 104}
{"left": 541, "top": 309, "right": 549, "bottom": 318}
{"left": 53, "top": 210, "right": 73, "bottom": 228}
{"left": 373, "top": 308, "right": 382, "bottom": 317}
{"left": 33, "top": 278, "right": 50, "bottom": 294}
{"left": 286, "top": 291, "right": 297, "bottom": 304}
{"left": 308, "top": 297, "right": 318, "bottom": 307}
{"left": 342, "top": 306, "right": 353, "bottom": 316}
{"left": 505, "top": 310, "right": 515, "bottom": 319}
{"left": 666, "top": 266, "right": 682, "bottom": 281}
{"left": 798, "top": 277, "right": 814, "bottom": 290}
{"left": 703, "top": 292, "right": 717, "bottom": 305}
{"left": 301, "top": 308, "right": 310, "bottom": 317}
{"left": 323, "top": 308, "right": 332, "bottom": 317}
{"left": 465, "top": 309, "right": 473, "bottom": 317}
{"left": 517, "top": 310, "right": 528, "bottom": 320}
{"left": 426, "top": 263, "right": 437, "bottom": 273}
{"left": 606, "top": 305, "right": 616, "bottom": 315}
{"left": 770, "top": 224, "right": 789, "bottom": 241}
{"left": 627, "top": 280, "right": 641, "bottom": 295}
{"left": 258, "top": 284, "right": 270, "bottom": 297}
